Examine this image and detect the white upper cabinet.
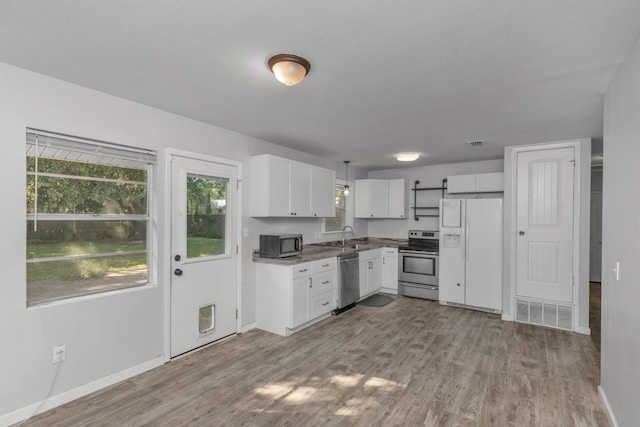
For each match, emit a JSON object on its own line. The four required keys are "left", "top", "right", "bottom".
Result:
{"left": 290, "top": 162, "right": 312, "bottom": 217}
{"left": 387, "top": 179, "right": 407, "bottom": 218}
{"left": 250, "top": 154, "right": 336, "bottom": 217}
{"left": 311, "top": 167, "right": 336, "bottom": 217}
{"left": 355, "top": 178, "right": 406, "bottom": 218}
{"left": 447, "top": 172, "right": 504, "bottom": 193}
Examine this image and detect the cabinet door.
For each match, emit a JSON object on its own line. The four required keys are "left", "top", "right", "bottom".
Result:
{"left": 311, "top": 167, "right": 336, "bottom": 217}
{"left": 447, "top": 174, "right": 477, "bottom": 194}
{"left": 387, "top": 179, "right": 406, "bottom": 218}
{"left": 381, "top": 254, "right": 398, "bottom": 290}
{"left": 371, "top": 180, "right": 389, "bottom": 217}
{"left": 355, "top": 180, "right": 373, "bottom": 218}
{"left": 359, "top": 260, "right": 369, "bottom": 298}
{"left": 290, "top": 163, "right": 312, "bottom": 216}
{"left": 291, "top": 276, "right": 310, "bottom": 327}
{"left": 475, "top": 172, "right": 504, "bottom": 192}
{"left": 369, "top": 257, "right": 382, "bottom": 293}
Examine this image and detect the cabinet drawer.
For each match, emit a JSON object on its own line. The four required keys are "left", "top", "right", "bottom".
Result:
{"left": 292, "top": 262, "right": 313, "bottom": 279}
{"left": 382, "top": 247, "right": 398, "bottom": 256}
{"left": 312, "top": 257, "right": 337, "bottom": 274}
{"left": 310, "top": 271, "right": 335, "bottom": 295}
{"left": 358, "top": 249, "right": 380, "bottom": 262}
{"left": 310, "top": 289, "right": 335, "bottom": 318}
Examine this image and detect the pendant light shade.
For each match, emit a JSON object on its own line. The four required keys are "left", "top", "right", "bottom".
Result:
{"left": 268, "top": 54, "right": 311, "bottom": 86}
{"left": 343, "top": 160, "right": 350, "bottom": 195}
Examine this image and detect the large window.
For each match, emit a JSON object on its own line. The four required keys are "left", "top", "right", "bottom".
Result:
{"left": 323, "top": 180, "right": 353, "bottom": 233}
{"left": 26, "top": 129, "right": 156, "bottom": 305}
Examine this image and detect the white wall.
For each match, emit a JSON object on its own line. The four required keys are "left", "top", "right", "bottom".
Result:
{"left": 600, "top": 35, "right": 640, "bottom": 426}
{"left": 0, "top": 61, "right": 366, "bottom": 424}
{"left": 368, "top": 159, "right": 504, "bottom": 238}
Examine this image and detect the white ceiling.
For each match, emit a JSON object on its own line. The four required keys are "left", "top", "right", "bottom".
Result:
{"left": 1, "top": 1, "right": 638, "bottom": 170}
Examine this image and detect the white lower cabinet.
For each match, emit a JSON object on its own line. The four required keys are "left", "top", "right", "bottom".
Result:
{"left": 380, "top": 247, "right": 398, "bottom": 294}
{"left": 359, "top": 249, "right": 382, "bottom": 298}
{"left": 256, "top": 257, "right": 337, "bottom": 336}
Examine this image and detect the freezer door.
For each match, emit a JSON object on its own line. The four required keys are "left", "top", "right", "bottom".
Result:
{"left": 439, "top": 199, "right": 465, "bottom": 304}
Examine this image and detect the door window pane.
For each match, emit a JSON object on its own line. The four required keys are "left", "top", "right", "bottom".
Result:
{"left": 186, "top": 174, "right": 227, "bottom": 258}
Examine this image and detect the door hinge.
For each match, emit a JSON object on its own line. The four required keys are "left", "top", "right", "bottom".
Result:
{"left": 236, "top": 309, "right": 238, "bottom": 319}
{"left": 237, "top": 179, "right": 241, "bottom": 190}
{"left": 570, "top": 160, "right": 576, "bottom": 168}
{"left": 236, "top": 244, "right": 239, "bottom": 254}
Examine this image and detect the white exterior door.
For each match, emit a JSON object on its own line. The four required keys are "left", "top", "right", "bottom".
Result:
{"left": 516, "top": 148, "right": 574, "bottom": 303}
{"left": 590, "top": 191, "right": 602, "bottom": 282}
{"left": 170, "top": 155, "right": 238, "bottom": 357}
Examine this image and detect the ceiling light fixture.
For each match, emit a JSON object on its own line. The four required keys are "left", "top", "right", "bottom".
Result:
{"left": 396, "top": 152, "right": 420, "bottom": 162}
{"left": 268, "top": 54, "right": 311, "bottom": 86}
{"left": 343, "top": 160, "right": 350, "bottom": 195}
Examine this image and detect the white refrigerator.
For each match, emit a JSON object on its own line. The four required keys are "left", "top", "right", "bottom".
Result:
{"left": 439, "top": 198, "right": 503, "bottom": 312}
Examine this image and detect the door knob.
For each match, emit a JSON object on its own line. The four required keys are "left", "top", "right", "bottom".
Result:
{"left": 174, "top": 269, "right": 183, "bottom": 276}
{"left": 519, "top": 231, "right": 525, "bottom": 236}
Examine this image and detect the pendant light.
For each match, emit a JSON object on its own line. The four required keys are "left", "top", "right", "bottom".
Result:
{"left": 343, "top": 161, "right": 350, "bottom": 195}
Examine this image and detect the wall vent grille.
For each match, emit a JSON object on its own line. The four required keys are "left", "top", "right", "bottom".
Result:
{"left": 515, "top": 298, "right": 573, "bottom": 331}
{"left": 466, "top": 140, "right": 485, "bottom": 147}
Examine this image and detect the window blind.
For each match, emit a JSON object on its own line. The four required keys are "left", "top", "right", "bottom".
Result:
{"left": 26, "top": 128, "right": 156, "bottom": 169}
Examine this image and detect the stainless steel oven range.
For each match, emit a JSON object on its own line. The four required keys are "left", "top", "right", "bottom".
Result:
{"left": 398, "top": 230, "right": 439, "bottom": 300}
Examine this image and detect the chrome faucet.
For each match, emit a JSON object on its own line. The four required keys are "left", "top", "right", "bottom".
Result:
{"left": 341, "top": 225, "right": 354, "bottom": 247}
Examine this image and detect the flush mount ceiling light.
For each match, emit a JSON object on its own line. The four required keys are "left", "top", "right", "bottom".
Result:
{"left": 268, "top": 54, "right": 311, "bottom": 86}
{"left": 396, "top": 152, "right": 420, "bottom": 162}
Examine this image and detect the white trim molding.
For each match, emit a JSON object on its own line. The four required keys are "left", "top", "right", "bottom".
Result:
{"left": 599, "top": 386, "right": 620, "bottom": 427}
{"left": 0, "top": 357, "right": 164, "bottom": 427}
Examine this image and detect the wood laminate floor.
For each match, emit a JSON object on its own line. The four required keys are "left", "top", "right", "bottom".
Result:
{"left": 21, "top": 295, "right": 608, "bottom": 427}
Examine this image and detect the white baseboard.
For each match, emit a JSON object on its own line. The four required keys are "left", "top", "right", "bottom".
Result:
{"left": 577, "top": 326, "right": 591, "bottom": 335}
{"left": 0, "top": 356, "right": 164, "bottom": 427}
{"left": 598, "top": 385, "right": 620, "bottom": 427}
{"left": 501, "top": 314, "right": 513, "bottom": 321}
{"left": 240, "top": 322, "right": 256, "bottom": 333}
{"left": 380, "top": 288, "right": 398, "bottom": 295}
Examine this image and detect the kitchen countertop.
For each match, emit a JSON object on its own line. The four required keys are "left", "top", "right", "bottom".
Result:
{"left": 252, "top": 237, "right": 407, "bottom": 265}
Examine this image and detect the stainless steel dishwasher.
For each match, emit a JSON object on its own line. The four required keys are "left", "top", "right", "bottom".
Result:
{"left": 333, "top": 252, "right": 360, "bottom": 314}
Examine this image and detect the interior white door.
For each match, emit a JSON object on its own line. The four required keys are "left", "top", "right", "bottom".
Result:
{"left": 590, "top": 191, "right": 602, "bottom": 282}
{"left": 516, "top": 148, "right": 574, "bottom": 302}
{"left": 170, "top": 155, "right": 238, "bottom": 357}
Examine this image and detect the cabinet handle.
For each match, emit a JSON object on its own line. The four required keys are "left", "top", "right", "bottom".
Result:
{"left": 322, "top": 263, "right": 330, "bottom": 267}
{"left": 322, "top": 301, "right": 330, "bottom": 306}
{"left": 309, "top": 278, "right": 313, "bottom": 288}
{"left": 368, "top": 261, "right": 373, "bottom": 269}
{"left": 322, "top": 280, "right": 330, "bottom": 284}
{"left": 299, "top": 268, "right": 308, "bottom": 273}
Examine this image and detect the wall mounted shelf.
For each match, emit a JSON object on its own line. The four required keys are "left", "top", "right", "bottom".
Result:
{"left": 411, "top": 179, "right": 447, "bottom": 221}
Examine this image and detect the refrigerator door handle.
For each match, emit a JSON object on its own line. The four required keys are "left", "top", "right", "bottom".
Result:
{"left": 466, "top": 212, "right": 470, "bottom": 262}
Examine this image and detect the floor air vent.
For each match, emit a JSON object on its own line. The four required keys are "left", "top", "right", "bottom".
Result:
{"left": 515, "top": 298, "right": 573, "bottom": 331}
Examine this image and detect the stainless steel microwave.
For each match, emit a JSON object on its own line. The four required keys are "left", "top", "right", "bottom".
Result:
{"left": 259, "top": 234, "right": 303, "bottom": 258}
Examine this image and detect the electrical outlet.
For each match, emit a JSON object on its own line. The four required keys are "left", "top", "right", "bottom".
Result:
{"left": 52, "top": 344, "right": 66, "bottom": 364}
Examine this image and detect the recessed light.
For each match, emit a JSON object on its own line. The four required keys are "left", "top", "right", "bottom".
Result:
{"left": 396, "top": 152, "right": 420, "bottom": 162}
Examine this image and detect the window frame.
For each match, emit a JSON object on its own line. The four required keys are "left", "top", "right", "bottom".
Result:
{"left": 26, "top": 129, "right": 156, "bottom": 306}
{"left": 323, "top": 179, "right": 354, "bottom": 234}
